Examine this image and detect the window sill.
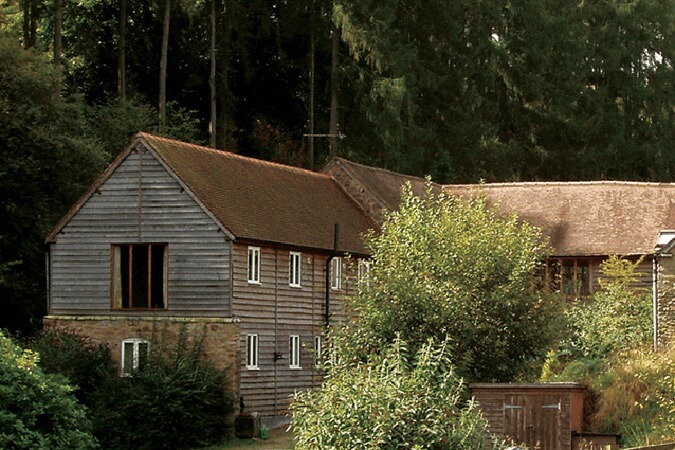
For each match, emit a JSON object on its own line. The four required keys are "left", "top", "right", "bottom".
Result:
{"left": 290, "top": 366, "right": 302, "bottom": 370}
{"left": 246, "top": 366, "right": 260, "bottom": 371}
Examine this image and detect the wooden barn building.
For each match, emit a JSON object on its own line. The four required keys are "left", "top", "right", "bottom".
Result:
{"left": 45, "top": 133, "right": 675, "bottom": 423}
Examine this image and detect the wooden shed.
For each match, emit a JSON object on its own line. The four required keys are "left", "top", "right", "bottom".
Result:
{"left": 470, "top": 383, "right": 586, "bottom": 450}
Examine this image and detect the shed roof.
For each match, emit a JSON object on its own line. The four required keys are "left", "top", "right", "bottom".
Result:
{"left": 324, "top": 158, "right": 675, "bottom": 257}
{"left": 47, "top": 133, "right": 375, "bottom": 254}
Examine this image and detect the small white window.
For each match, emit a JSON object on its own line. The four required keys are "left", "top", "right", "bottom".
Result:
{"left": 358, "top": 259, "right": 371, "bottom": 287}
{"left": 314, "top": 335, "right": 322, "bottom": 367}
{"left": 289, "top": 252, "right": 302, "bottom": 287}
{"left": 247, "top": 247, "right": 260, "bottom": 284}
{"left": 289, "top": 335, "right": 301, "bottom": 369}
{"left": 121, "top": 338, "right": 149, "bottom": 375}
{"left": 331, "top": 257, "right": 342, "bottom": 290}
{"left": 246, "top": 334, "right": 259, "bottom": 369}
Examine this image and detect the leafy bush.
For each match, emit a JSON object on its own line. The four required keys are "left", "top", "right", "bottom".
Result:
{"left": 92, "top": 326, "right": 234, "bottom": 450}
{"left": 27, "top": 327, "right": 115, "bottom": 407}
{"left": 344, "top": 182, "right": 563, "bottom": 382}
{"left": 291, "top": 337, "right": 500, "bottom": 450}
{"left": 563, "top": 256, "right": 652, "bottom": 359}
{"left": 0, "top": 329, "right": 97, "bottom": 450}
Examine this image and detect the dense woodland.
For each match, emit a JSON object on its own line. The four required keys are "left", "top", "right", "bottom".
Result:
{"left": 0, "top": 0, "right": 673, "bottom": 335}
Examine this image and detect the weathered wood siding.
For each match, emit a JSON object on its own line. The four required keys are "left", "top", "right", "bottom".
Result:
{"left": 48, "top": 144, "right": 232, "bottom": 316}
{"left": 231, "top": 242, "right": 355, "bottom": 416}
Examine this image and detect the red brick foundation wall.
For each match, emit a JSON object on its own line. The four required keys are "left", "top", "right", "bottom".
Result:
{"left": 43, "top": 315, "right": 240, "bottom": 393}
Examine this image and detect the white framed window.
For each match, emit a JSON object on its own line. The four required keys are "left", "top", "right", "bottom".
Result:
{"left": 246, "top": 334, "right": 259, "bottom": 369}
{"left": 121, "top": 338, "right": 149, "bottom": 375}
{"left": 314, "top": 335, "right": 322, "bottom": 367}
{"left": 247, "top": 247, "right": 261, "bottom": 284}
{"left": 289, "top": 251, "right": 302, "bottom": 287}
{"left": 330, "top": 257, "right": 342, "bottom": 290}
{"left": 358, "top": 259, "right": 371, "bottom": 287}
{"left": 289, "top": 335, "right": 301, "bottom": 369}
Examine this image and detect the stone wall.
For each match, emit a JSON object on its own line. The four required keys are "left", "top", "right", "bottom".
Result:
{"left": 43, "top": 315, "right": 240, "bottom": 393}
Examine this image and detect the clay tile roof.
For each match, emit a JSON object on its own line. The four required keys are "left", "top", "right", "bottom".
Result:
{"left": 139, "top": 133, "right": 374, "bottom": 254}
{"left": 323, "top": 158, "right": 675, "bottom": 257}
{"left": 445, "top": 182, "right": 675, "bottom": 257}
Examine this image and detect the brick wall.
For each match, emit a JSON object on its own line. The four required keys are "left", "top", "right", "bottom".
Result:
{"left": 43, "top": 315, "right": 240, "bottom": 393}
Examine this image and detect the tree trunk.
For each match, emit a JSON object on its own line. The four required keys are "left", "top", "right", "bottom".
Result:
{"left": 328, "top": 21, "right": 339, "bottom": 157}
{"left": 159, "top": 0, "right": 171, "bottom": 132}
{"left": 216, "top": 0, "right": 228, "bottom": 150}
{"left": 22, "top": 0, "right": 30, "bottom": 48}
{"left": 54, "top": 0, "right": 62, "bottom": 95}
{"left": 308, "top": 0, "right": 315, "bottom": 169}
{"left": 118, "top": 0, "right": 127, "bottom": 100}
{"left": 29, "top": 0, "right": 38, "bottom": 48}
{"left": 209, "top": 0, "right": 217, "bottom": 148}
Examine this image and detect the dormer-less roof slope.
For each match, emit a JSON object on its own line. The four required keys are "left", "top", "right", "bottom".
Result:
{"left": 47, "top": 133, "right": 375, "bottom": 255}
{"left": 323, "top": 158, "right": 675, "bottom": 257}
{"left": 446, "top": 182, "right": 675, "bottom": 257}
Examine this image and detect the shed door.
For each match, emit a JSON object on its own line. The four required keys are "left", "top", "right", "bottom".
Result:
{"left": 504, "top": 394, "right": 562, "bottom": 450}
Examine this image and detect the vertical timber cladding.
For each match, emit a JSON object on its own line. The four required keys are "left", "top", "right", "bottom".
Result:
{"left": 470, "top": 383, "right": 585, "bottom": 450}
{"left": 231, "top": 243, "right": 355, "bottom": 416}
{"left": 48, "top": 144, "right": 232, "bottom": 316}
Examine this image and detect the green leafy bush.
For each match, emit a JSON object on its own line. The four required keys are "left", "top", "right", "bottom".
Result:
{"left": 92, "top": 326, "right": 234, "bottom": 450}
{"left": 344, "top": 182, "right": 563, "bottom": 381}
{"left": 27, "top": 327, "right": 115, "bottom": 407}
{"left": 291, "top": 337, "right": 500, "bottom": 450}
{"left": 563, "top": 256, "right": 652, "bottom": 359}
{"left": 0, "top": 330, "right": 97, "bottom": 450}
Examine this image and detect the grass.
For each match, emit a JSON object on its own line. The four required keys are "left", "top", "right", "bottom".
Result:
{"left": 200, "top": 427, "right": 295, "bottom": 450}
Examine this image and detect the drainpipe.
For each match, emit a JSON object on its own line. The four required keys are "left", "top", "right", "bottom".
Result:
{"left": 653, "top": 254, "right": 659, "bottom": 351}
{"left": 325, "top": 223, "right": 339, "bottom": 329}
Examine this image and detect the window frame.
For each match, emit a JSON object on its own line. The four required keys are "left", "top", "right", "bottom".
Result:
{"left": 330, "top": 256, "right": 342, "bottom": 290}
{"left": 247, "top": 246, "right": 261, "bottom": 284}
{"left": 121, "top": 338, "right": 149, "bottom": 375}
{"left": 358, "top": 259, "right": 371, "bottom": 287}
{"left": 111, "top": 243, "right": 167, "bottom": 310}
{"left": 289, "top": 335, "right": 301, "bottom": 369}
{"left": 314, "top": 335, "right": 322, "bottom": 368}
{"left": 289, "top": 251, "right": 302, "bottom": 287}
{"left": 246, "top": 334, "right": 259, "bottom": 370}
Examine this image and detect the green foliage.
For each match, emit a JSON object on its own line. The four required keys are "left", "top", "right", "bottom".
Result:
{"left": 27, "top": 328, "right": 115, "bottom": 408}
{"left": 291, "top": 337, "right": 500, "bottom": 450}
{"left": 92, "top": 326, "right": 234, "bottom": 450}
{"left": 563, "top": 256, "right": 653, "bottom": 359}
{"left": 0, "top": 330, "right": 98, "bottom": 450}
{"left": 343, "top": 182, "right": 562, "bottom": 381}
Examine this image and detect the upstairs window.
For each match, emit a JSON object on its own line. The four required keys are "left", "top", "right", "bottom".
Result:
{"left": 289, "top": 252, "right": 302, "bottom": 287}
{"left": 331, "top": 257, "right": 342, "bottom": 290}
{"left": 314, "top": 335, "right": 322, "bottom": 367}
{"left": 289, "top": 335, "right": 301, "bottom": 369}
{"left": 112, "top": 244, "right": 167, "bottom": 309}
{"left": 121, "top": 338, "right": 149, "bottom": 375}
{"left": 248, "top": 247, "right": 261, "bottom": 284}
{"left": 358, "top": 259, "right": 371, "bottom": 287}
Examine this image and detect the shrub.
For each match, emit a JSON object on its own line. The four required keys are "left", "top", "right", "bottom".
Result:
{"left": 563, "top": 256, "right": 652, "bottom": 359}
{"left": 0, "top": 329, "right": 97, "bottom": 450}
{"left": 92, "top": 325, "right": 234, "bottom": 450}
{"left": 291, "top": 337, "right": 500, "bottom": 450}
{"left": 27, "top": 327, "right": 115, "bottom": 407}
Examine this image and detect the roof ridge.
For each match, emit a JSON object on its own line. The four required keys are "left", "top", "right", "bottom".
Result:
{"left": 332, "top": 156, "right": 438, "bottom": 185}
{"left": 137, "top": 131, "right": 331, "bottom": 179}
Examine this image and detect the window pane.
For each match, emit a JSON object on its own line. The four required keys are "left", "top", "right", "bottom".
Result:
{"left": 131, "top": 246, "right": 149, "bottom": 308}
{"left": 150, "top": 245, "right": 165, "bottom": 308}
{"left": 123, "top": 341, "right": 134, "bottom": 372}
{"left": 137, "top": 342, "right": 149, "bottom": 369}
{"left": 120, "top": 246, "right": 130, "bottom": 307}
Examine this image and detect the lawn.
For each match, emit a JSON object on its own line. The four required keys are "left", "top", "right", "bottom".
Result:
{"left": 202, "top": 427, "right": 295, "bottom": 450}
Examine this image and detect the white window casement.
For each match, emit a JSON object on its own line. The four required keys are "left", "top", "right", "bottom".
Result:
{"left": 358, "top": 259, "right": 371, "bottom": 287}
{"left": 112, "top": 243, "right": 167, "bottom": 309}
{"left": 314, "top": 335, "right": 322, "bottom": 367}
{"left": 246, "top": 334, "right": 259, "bottom": 370}
{"left": 289, "top": 251, "right": 302, "bottom": 287}
{"left": 289, "top": 335, "right": 301, "bottom": 369}
{"left": 121, "top": 338, "right": 149, "bottom": 375}
{"left": 247, "top": 246, "right": 261, "bottom": 284}
{"left": 330, "top": 256, "right": 342, "bottom": 290}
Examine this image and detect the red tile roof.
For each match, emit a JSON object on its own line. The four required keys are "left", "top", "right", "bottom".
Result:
{"left": 47, "top": 133, "right": 376, "bottom": 254}
{"left": 325, "top": 158, "right": 675, "bottom": 257}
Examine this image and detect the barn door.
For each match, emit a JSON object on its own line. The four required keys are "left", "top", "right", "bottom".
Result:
{"left": 504, "top": 394, "right": 562, "bottom": 450}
